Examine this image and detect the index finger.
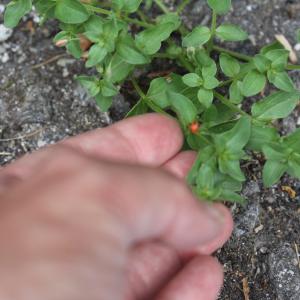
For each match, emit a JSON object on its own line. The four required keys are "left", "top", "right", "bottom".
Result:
{"left": 64, "top": 113, "right": 183, "bottom": 166}
{"left": 0, "top": 113, "right": 183, "bottom": 183}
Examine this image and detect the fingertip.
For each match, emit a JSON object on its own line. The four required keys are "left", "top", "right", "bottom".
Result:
{"left": 63, "top": 113, "right": 183, "bottom": 166}
{"left": 155, "top": 255, "right": 224, "bottom": 300}
{"left": 118, "top": 113, "right": 183, "bottom": 165}
{"left": 163, "top": 151, "right": 197, "bottom": 178}
{"left": 193, "top": 203, "right": 233, "bottom": 255}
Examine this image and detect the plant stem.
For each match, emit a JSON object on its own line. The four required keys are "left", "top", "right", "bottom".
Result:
{"left": 178, "top": 54, "right": 194, "bottom": 72}
{"left": 213, "top": 46, "right": 300, "bottom": 72}
{"left": 83, "top": 4, "right": 111, "bottom": 15}
{"left": 214, "top": 92, "right": 249, "bottom": 116}
{"left": 154, "top": 0, "right": 170, "bottom": 14}
{"left": 153, "top": 53, "right": 174, "bottom": 59}
{"left": 286, "top": 64, "right": 300, "bottom": 71}
{"left": 84, "top": 4, "right": 153, "bottom": 28}
{"left": 123, "top": 16, "right": 153, "bottom": 28}
{"left": 131, "top": 78, "right": 169, "bottom": 116}
{"left": 177, "top": 0, "right": 191, "bottom": 14}
{"left": 137, "top": 10, "right": 149, "bottom": 23}
{"left": 213, "top": 45, "right": 252, "bottom": 61}
{"left": 207, "top": 11, "right": 217, "bottom": 53}
{"left": 218, "top": 79, "right": 233, "bottom": 88}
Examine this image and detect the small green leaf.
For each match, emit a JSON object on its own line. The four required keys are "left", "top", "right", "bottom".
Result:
{"left": 260, "top": 42, "right": 284, "bottom": 55}
{"left": 264, "top": 49, "right": 289, "bottom": 61}
{"left": 101, "top": 80, "right": 118, "bottom": 97}
{"left": 202, "top": 61, "right": 217, "bottom": 77}
{"left": 55, "top": 0, "right": 89, "bottom": 24}
{"left": 262, "top": 144, "right": 288, "bottom": 161}
{"left": 84, "top": 15, "right": 104, "bottom": 36}
{"left": 229, "top": 81, "right": 243, "bottom": 104}
{"left": 263, "top": 160, "right": 287, "bottom": 187}
{"left": 198, "top": 89, "right": 214, "bottom": 108}
{"left": 187, "top": 152, "right": 204, "bottom": 185}
{"left": 112, "top": 0, "right": 142, "bottom": 12}
{"left": 126, "top": 99, "right": 148, "bottom": 117}
{"left": 252, "top": 91, "right": 300, "bottom": 121}
{"left": 268, "top": 71, "right": 295, "bottom": 92}
{"left": 220, "top": 190, "right": 245, "bottom": 204}
{"left": 207, "top": 0, "right": 231, "bottom": 14}
{"left": 221, "top": 117, "right": 252, "bottom": 151}
{"left": 156, "top": 13, "right": 181, "bottom": 30}
{"left": 53, "top": 31, "right": 69, "bottom": 43}
{"left": 105, "top": 54, "right": 134, "bottom": 83}
{"left": 203, "top": 104, "right": 235, "bottom": 128}
{"left": 288, "top": 154, "right": 300, "bottom": 179}
{"left": 195, "top": 49, "right": 212, "bottom": 66}
{"left": 265, "top": 49, "right": 289, "bottom": 70}
{"left": 77, "top": 76, "right": 100, "bottom": 97}
{"left": 284, "top": 129, "right": 300, "bottom": 151}
{"left": 253, "top": 54, "right": 270, "bottom": 73}
{"left": 203, "top": 76, "right": 219, "bottom": 89}
{"left": 182, "top": 73, "right": 202, "bottom": 87}
{"left": 219, "top": 159, "right": 245, "bottom": 182}
{"left": 182, "top": 26, "right": 211, "bottom": 47}
{"left": 101, "top": 18, "right": 124, "bottom": 51}
{"left": 216, "top": 173, "right": 243, "bottom": 191}
{"left": 220, "top": 54, "right": 240, "bottom": 77}
{"left": 146, "top": 77, "right": 170, "bottom": 108}
{"left": 197, "top": 161, "right": 216, "bottom": 190}
{"left": 4, "top": 0, "right": 32, "bottom": 28}
{"left": 94, "top": 94, "right": 113, "bottom": 112}
{"left": 34, "top": 0, "right": 56, "bottom": 20}
{"left": 241, "top": 70, "right": 266, "bottom": 97}
{"left": 85, "top": 44, "right": 107, "bottom": 68}
{"left": 247, "top": 125, "right": 279, "bottom": 151}
{"left": 146, "top": 74, "right": 188, "bottom": 109}
{"left": 66, "top": 40, "right": 82, "bottom": 59}
{"left": 216, "top": 24, "right": 248, "bottom": 41}
{"left": 166, "top": 44, "right": 182, "bottom": 58}
{"left": 136, "top": 23, "right": 177, "bottom": 55}
{"left": 117, "top": 35, "right": 149, "bottom": 65}
{"left": 167, "top": 92, "right": 197, "bottom": 126}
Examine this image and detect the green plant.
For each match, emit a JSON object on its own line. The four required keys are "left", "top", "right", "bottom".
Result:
{"left": 4, "top": 0, "right": 300, "bottom": 203}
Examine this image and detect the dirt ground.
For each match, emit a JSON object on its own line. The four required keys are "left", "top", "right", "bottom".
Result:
{"left": 1, "top": 0, "right": 300, "bottom": 299}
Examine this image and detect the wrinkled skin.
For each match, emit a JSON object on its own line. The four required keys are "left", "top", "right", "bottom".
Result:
{"left": 0, "top": 114, "right": 233, "bottom": 300}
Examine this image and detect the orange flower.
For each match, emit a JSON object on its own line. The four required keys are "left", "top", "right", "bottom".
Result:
{"left": 188, "top": 121, "right": 200, "bottom": 134}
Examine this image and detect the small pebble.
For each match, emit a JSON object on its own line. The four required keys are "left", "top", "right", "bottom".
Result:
{"left": 246, "top": 5, "right": 253, "bottom": 11}
{"left": 1, "top": 52, "right": 9, "bottom": 63}
{"left": 254, "top": 224, "right": 264, "bottom": 233}
{"left": 62, "top": 68, "right": 69, "bottom": 77}
{"left": 294, "top": 44, "right": 300, "bottom": 52}
{"left": 0, "top": 24, "right": 13, "bottom": 42}
{"left": 0, "top": 45, "right": 5, "bottom": 54}
{"left": 37, "top": 140, "right": 47, "bottom": 148}
{"left": 260, "top": 247, "right": 268, "bottom": 254}
{"left": 57, "top": 58, "right": 75, "bottom": 67}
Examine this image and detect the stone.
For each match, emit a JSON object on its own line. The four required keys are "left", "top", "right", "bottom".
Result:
{"left": 269, "top": 244, "right": 300, "bottom": 300}
{"left": 0, "top": 24, "right": 13, "bottom": 42}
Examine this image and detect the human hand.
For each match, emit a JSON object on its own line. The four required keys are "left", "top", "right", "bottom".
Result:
{"left": 0, "top": 114, "right": 233, "bottom": 300}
